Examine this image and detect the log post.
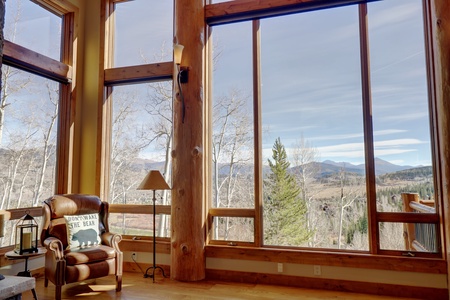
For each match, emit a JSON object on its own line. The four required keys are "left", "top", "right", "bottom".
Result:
{"left": 401, "top": 193, "right": 419, "bottom": 251}
{"left": 0, "top": 0, "right": 4, "bottom": 92}
{"left": 171, "top": 0, "right": 206, "bottom": 281}
{"left": 430, "top": 0, "right": 450, "bottom": 298}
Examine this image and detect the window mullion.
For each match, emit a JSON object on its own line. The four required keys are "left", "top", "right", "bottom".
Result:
{"left": 358, "top": 3, "right": 378, "bottom": 255}
{"left": 252, "top": 19, "right": 263, "bottom": 247}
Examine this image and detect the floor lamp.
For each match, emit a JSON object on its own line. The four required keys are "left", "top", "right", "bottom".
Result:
{"left": 137, "top": 170, "right": 171, "bottom": 282}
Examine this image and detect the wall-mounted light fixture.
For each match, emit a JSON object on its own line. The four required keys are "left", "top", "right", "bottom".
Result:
{"left": 174, "top": 43, "right": 188, "bottom": 83}
{"left": 173, "top": 43, "right": 184, "bottom": 65}
{"left": 174, "top": 43, "right": 188, "bottom": 123}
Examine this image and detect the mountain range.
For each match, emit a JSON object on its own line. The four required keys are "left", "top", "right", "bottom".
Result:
{"left": 318, "top": 158, "right": 413, "bottom": 176}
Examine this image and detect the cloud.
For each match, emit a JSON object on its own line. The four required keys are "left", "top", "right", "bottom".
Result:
{"left": 369, "top": 2, "right": 420, "bottom": 30}
{"left": 309, "top": 129, "right": 407, "bottom": 142}
{"left": 375, "top": 138, "right": 425, "bottom": 147}
{"left": 311, "top": 138, "right": 423, "bottom": 159}
{"left": 380, "top": 112, "right": 429, "bottom": 122}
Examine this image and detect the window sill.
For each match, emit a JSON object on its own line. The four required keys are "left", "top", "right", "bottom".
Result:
{"left": 205, "top": 244, "right": 446, "bottom": 274}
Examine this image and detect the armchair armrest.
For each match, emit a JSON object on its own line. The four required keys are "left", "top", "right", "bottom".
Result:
{"left": 43, "top": 237, "right": 64, "bottom": 260}
{"left": 101, "top": 232, "right": 122, "bottom": 251}
{"left": 43, "top": 237, "right": 66, "bottom": 286}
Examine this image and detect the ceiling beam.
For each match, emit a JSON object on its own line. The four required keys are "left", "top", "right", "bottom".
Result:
{"left": 206, "top": 0, "right": 380, "bottom": 26}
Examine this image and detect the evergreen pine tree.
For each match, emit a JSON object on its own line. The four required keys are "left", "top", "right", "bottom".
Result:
{"left": 264, "top": 137, "right": 311, "bottom": 245}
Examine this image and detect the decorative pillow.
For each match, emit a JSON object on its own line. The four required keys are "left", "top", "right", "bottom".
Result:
{"left": 64, "top": 213, "right": 101, "bottom": 249}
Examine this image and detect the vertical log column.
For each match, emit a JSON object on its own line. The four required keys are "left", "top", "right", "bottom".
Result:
{"left": 0, "top": 0, "right": 4, "bottom": 91}
{"left": 171, "top": 0, "right": 206, "bottom": 281}
{"left": 431, "top": 0, "right": 450, "bottom": 298}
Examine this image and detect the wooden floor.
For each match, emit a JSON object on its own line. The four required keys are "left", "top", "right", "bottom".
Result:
{"left": 28, "top": 271, "right": 418, "bottom": 300}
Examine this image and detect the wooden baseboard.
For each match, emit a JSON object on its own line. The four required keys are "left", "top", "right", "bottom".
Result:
{"left": 206, "top": 269, "right": 448, "bottom": 300}
{"left": 123, "top": 262, "right": 448, "bottom": 299}
{"left": 123, "top": 261, "right": 171, "bottom": 277}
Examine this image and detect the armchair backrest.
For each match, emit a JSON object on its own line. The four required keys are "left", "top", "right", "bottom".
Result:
{"left": 41, "top": 194, "right": 109, "bottom": 249}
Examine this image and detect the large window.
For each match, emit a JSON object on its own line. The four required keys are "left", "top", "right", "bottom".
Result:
{"left": 209, "top": 0, "right": 440, "bottom": 256}
{"left": 210, "top": 21, "right": 255, "bottom": 243}
{"left": 108, "top": 82, "right": 173, "bottom": 237}
{"left": 106, "top": 0, "right": 174, "bottom": 238}
{"left": 261, "top": 5, "right": 364, "bottom": 249}
{"left": 1, "top": 0, "right": 71, "bottom": 247}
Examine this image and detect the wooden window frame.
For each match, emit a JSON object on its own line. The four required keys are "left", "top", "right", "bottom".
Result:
{"left": 205, "top": 0, "right": 443, "bottom": 259}
{"left": 0, "top": 0, "right": 77, "bottom": 251}
{"left": 2, "top": 1, "right": 76, "bottom": 194}
{"left": 100, "top": 0, "right": 175, "bottom": 245}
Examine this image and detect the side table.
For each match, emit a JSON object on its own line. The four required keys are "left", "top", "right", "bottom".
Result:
{"left": 5, "top": 248, "right": 46, "bottom": 300}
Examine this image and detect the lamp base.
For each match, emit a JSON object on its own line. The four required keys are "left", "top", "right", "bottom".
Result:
{"left": 144, "top": 265, "right": 167, "bottom": 283}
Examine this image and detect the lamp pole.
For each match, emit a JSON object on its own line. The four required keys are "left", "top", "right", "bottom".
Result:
{"left": 153, "top": 189, "right": 156, "bottom": 279}
{"left": 144, "top": 189, "right": 166, "bottom": 282}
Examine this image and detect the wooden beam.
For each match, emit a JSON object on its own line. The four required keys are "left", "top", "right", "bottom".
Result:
{"left": 104, "top": 62, "right": 173, "bottom": 86}
{"left": 208, "top": 208, "right": 255, "bottom": 218}
{"left": 109, "top": 204, "right": 171, "bottom": 215}
{"left": 205, "top": 0, "right": 380, "bottom": 26}
{"left": 2, "top": 40, "right": 71, "bottom": 83}
{"left": 56, "top": 11, "right": 76, "bottom": 194}
{"left": 358, "top": 3, "right": 378, "bottom": 255}
{"left": 31, "top": 0, "right": 78, "bottom": 16}
{"left": 172, "top": 0, "right": 206, "bottom": 281}
{"left": 429, "top": 0, "right": 450, "bottom": 297}
{"left": 252, "top": 19, "right": 263, "bottom": 247}
{"left": 377, "top": 212, "right": 440, "bottom": 224}
{"left": 7, "top": 207, "right": 42, "bottom": 220}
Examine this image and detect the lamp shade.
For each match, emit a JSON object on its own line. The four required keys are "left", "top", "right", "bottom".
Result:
{"left": 173, "top": 43, "right": 184, "bottom": 65}
{"left": 137, "top": 170, "right": 170, "bottom": 190}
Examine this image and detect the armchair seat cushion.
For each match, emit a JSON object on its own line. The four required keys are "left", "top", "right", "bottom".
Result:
{"left": 66, "top": 259, "right": 116, "bottom": 283}
{"left": 65, "top": 245, "right": 117, "bottom": 265}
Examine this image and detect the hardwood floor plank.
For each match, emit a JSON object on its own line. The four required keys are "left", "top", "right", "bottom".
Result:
{"left": 30, "top": 271, "right": 419, "bottom": 300}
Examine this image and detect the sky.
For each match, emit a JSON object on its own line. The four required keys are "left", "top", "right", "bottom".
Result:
{"left": 212, "top": 0, "right": 431, "bottom": 167}
{"left": 4, "top": 0, "right": 432, "bottom": 168}
{"left": 5, "top": 0, "right": 61, "bottom": 59}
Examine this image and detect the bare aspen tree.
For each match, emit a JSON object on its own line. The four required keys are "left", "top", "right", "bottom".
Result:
{"left": 143, "top": 80, "right": 173, "bottom": 237}
{"left": 31, "top": 81, "right": 58, "bottom": 206}
{"left": 212, "top": 89, "right": 252, "bottom": 240}
{"left": 336, "top": 165, "right": 365, "bottom": 249}
{"left": 110, "top": 91, "right": 145, "bottom": 204}
{"left": 110, "top": 89, "right": 158, "bottom": 236}
{"left": 138, "top": 46, "right": 173, "bottom": 237}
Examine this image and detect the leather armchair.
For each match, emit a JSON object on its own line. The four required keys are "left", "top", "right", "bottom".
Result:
{"left": 40, "top": 194, "right": 123, "bottom": 300}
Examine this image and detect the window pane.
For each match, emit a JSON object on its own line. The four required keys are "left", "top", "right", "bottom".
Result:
{"left": 0, "top": 66, "right": 59, "bottom": 246}
{"left": 211, "top": 217, "right": 254, "bottom": 242}
{"left": 261, "top": 6, "right": 367, "bottom": 249}
{"left": 110, "top": 212, "right": 171, "bottom": 238}
{"left": 5, "top": 0, "right": 62, "bottom": 60}
{"left": 110, "top": 82, "right": 172, "bottom": 236}
{"left": 368, "top": 0, "right": 435, "bottom": 212}
{"left": 114, "top": 0, "right": 174, "bottom": 67}
{"left": 379, "top": 222, "right": 439, "bottom": 253}
{"left": 211, "top": 22, "right": 255, "bottom": 212}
